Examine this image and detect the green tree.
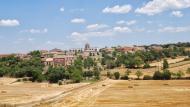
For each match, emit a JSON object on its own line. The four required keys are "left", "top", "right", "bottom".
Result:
{"left": 114, "top": 72, "right": 120, "bottom": 80}
{"left": 106, "top": 60, "right": 115, "bottom": 69}
{"left": 163, "top": 59, "right": 169, "bottom": 70}
{"left": 84, "top": 57, "right": 95, "bottom": 69}
{"left": 29, "top": 50, "right": 41, "bottom": 58}
{"left": 176, "top": 70, "right": 185, "bottom": 79}
{"left": 0, "top": 68, "right": 5, "bottom": 77}
{"left": 162, "top": 70, "right": 171, "bottom": 80}
{"left": 135, "top": 70, "right": 143, "bottom": 79}
{"left": 143, "top": 63, "right": 150, "bottom": 69}
{"left": 186, "top": 68, "right": 190, "bottom": 74}
{"left": 71, "top": 68, "right": 83, "bottom": 83}
{"left": 107, "top": 72, "right": 113, "bottom": 79}
{"left": 134, "top": 56, "right": 143, "bottom": 68}
{"left": 47, "top": 67, "right": 66, "bottom": 83}
{"left": 126, "top": 69, "right": 131, "bottom": 76}
{"left": 153, "top": 71, "right": 163, "bottom": 80}
{"left": 93, "top": 66, "right": 101, "bottom": 80}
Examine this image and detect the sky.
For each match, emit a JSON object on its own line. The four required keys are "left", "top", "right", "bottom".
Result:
{"left": 0, "top": 0, "right": 190, "bottom": 54}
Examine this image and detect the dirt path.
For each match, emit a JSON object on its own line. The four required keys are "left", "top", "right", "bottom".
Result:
{"left": 35, "top": 79, "right": 115, "bottom": 107}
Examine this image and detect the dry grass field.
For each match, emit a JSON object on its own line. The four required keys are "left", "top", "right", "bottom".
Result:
{"left": 0, "top": 78, "right": 190, "bottom": 107}
{"left": 37, "top": 80, "right": 190, "bottom": 107}
{"left": 0, "top": 58, "right": 190, "bottom": 107}
{"left": 84, "top": 80, "right": 190, "bottom": 107}
{"left": 0, "top": 78, "right": 89, "bottom": 107}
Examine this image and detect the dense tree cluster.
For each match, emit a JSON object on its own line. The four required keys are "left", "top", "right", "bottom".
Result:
{"left": 0, "top": 52, "right": 101, "bottom": 83}
{"left": 0, "top": 51, "right": 44, "bottom": 82}
{"left": 101, "top": 45, "right": 189, "bottom": 69}
{"left": 153, "top": 70, "right": 171, "bottom": 80}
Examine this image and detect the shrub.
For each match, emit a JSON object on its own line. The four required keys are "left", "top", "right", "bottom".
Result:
{"left": 114, "top": 72, "right": 120, "bottom": 80}
{"left": 143, "top": 75, "right": 152, "bottom": 80}
{"left": 0, "top": 69, "right": 5, "bottom": 77}
{"left": 120, "top": 75, "right": 129, "bottom": 80}
{"left": 153, "top": 71, "right": 163, "bottom": 80}
{"left": 163, "top": 59, "right": 169, "bottom": 70}
{"left": 17, "top": 79, "right": 21, "bottom": 82}
{"left": 135, "top": 70, "right": 143, "bottom": 79}
{"left": 176, "top": 70, "right": 185, "bottom": 79}
{"left": 186, "top": 68, "right": 190, "bottom": 74}
{"left": 125, "top": 69, "right": 131, "bottom": 76}
{"left": 58, "top": 80, "right": 63, "bottom": 85}
{"left": 71, "top": 71, "right": 82, "bottom": 83}
{"left": 23, "top": 77, "right": 28, "bottom": 81}
{"left": 162, "top": 70, "right": 171, "bottom": 80}
{"left": 107, "top": 72, "right": 113, "bottom": 79}
{"left": 143, "top": 63, "right": 150, "bottom": 69}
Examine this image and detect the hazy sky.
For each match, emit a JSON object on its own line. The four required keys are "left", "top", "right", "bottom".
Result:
{"left": 0, "top": 0, "right": 190, "bottom": 53}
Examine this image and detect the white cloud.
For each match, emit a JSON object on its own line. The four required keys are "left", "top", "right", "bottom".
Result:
{"left": 21, "top": 28, "right": 48, "bottom": 34}
{"left": 158, "top": 26, "right": 190, "bottom": 32}
{"left": 171, "top": 11, "right": 183, "bottom": 17}
{"left": 71, "top": 18, "right": 86, "bottom": 24}
{"left": 126, "top": 20, "right": 137, "bottom": 26}
{"left": 71, "top": 30, "right": 113, "bottom": 38}
{"left": 60, "top": 7, "right": 65, "bottom": 12}
{"left": 135, "top": 0, "right": 190, "bottom": 15}
{"left": 13, "top": 38, "right": 35, "bottom": 44}
{"left": 28, "top": 38, "right": 34, "bottom": 41}
{"left": 46, "top": 41, "right": 64, "bottom": 45}
{"left": 113, "top": 26, "right": 132, "bottom": 33}
{"left": 103, "top": 5, "right": 132, "bottom": 14}
{"left": 86, "top": 24, "right": 109, "bottom": 30}
{"left": 70, "top": 32, "right": 88, "bottom": 43}
{"left": 116, "top": 20, "right": 126, "bottom": 25}
{"left": 70, "top": 26, "right": 133, "bottom": 43}
{"left": 0, "top": 19, "right": 20, "bottom": 27}
{"left": 116, "top": 20, "right": 137, "bottom": 26}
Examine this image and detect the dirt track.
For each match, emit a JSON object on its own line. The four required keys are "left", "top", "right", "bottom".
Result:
{"left": 36, "top": 79, "right": 113, "bottom": 107}
{"left": 0, "top": 78, "right": 89, "bottom": 107}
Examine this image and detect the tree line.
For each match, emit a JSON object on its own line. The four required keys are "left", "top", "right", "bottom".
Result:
{"left": 101, "top": 45, "right": 189, "bottom": 69}
{"left": 0, "top": 51, "right": 100, "bottom": 83}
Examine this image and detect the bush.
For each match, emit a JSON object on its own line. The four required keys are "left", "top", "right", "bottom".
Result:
{"left": 107, "top": 72, "right": 113, "bottom": 79}
{"left": 143, "top": 63, "right": 150, "bottom": 69}
{"left": 114, "top": 72, "right": 120, "bottom": 80}
{"left": 153, "top": 70, "right": 171, "bottom": 80}
{"left": 153, "top": 71, "right": 163, "bottom": 80}
{"left": 23, "top": 77, "right": 28, "bottom": 81}
{"left": 58, "top": 80, "right": 63, "bottom": 85}
{"left": 162, "top": 70, "right": 171, "bottom": 80}
{"left": 135, "top": 70, "right": 143, "bottom": 79}
{"left": 0, "top": 72, "right": 4, "bottom": 77}
{"left": 143, "top": 75, "right": 152, "bottom": 80}
{"left": 120, "top": 75, "right": 129, "bottom": 80}
{"left": 17, "top": 79, "right": 21, "bottom": 82}
{"left": 186, "top": 68, "right": 190, "bottom": 74}
{"left": 71, "top": 69, "right": 82, "bottom": 83}
{"left": 163, "top": 59, "right": 169, "bottom": 70}
{"left": 176, "top": 70, "right": 185, "bottom": 79}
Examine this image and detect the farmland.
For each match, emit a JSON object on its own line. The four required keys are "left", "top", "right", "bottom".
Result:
{"left": 0, "top": 78, "right": 190, "bottom": 107}
{"left": 0, "top": 57, "right": 190, "bottom": 107}
{"left": 36, "top": 80, "right": 190, "bottom": 107}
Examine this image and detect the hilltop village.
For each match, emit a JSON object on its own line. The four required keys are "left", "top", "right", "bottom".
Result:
{"left": 0, "top": 42, "right": 190, "bottom": 84}
{"left": 1, "top": 42, "right": 190, "bottom": 107}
